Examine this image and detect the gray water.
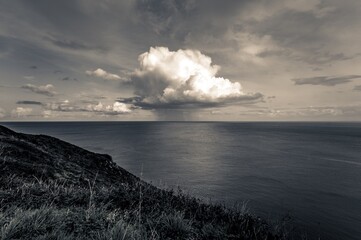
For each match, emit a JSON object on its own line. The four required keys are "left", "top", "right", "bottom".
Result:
{"left": 3, "top": 122, "right": 361, "bottom": 240}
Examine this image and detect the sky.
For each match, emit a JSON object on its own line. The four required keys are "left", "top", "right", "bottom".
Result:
{"left": 0, "top": 0, "right": 360, "bottom": 121}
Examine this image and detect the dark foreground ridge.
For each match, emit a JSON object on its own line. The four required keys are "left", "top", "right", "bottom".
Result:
{"left": 0, "top": 125, "right": 290, "bottom": 240}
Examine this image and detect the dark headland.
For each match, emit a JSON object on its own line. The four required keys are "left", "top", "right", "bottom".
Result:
{"left": 0, "top": 125, "right": 290, "bottom": 240}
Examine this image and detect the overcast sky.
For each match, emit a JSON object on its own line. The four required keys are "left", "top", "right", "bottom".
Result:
{"left": 0, "top": 0, "right": 360, "bottom": 121}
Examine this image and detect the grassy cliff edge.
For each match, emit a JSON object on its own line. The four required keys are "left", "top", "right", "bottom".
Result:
{"left": 0, "top": 125, "right": 290, "bottom": 240}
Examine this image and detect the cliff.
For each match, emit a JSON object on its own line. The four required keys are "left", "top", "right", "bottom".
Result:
{"left": 0, "top": 125, "right": 138, "bottom": 186}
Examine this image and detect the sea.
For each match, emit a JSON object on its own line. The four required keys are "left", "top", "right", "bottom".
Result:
{"left": 2, "top": 122, "right": 361, "bottom": 240}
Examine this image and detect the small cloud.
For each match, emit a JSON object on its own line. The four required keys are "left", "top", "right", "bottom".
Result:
{"left": 46, "top": 100, "right": 73, "bottom": 112}
{"left": 16, "top": 100, "right": 43, "bottom": 105}
{"left": 85, "top": 102, "right": 132, "bottom": 114}
{"left": 45, "top": 36, "right": 106, "bottom": 52}
{"left": 313, "top": 6, "right": 336, "bottom": 18}
{"left": 80, "top": 99, "right": 100, "bottom": 104}
{"left": 23, "top": 76, "right": 35, "bottom": 80}
{"left": 79, "top": 93, "right": 107, "bottom": 100}
{"left": 30, "top": 65, "right": 37, "bottom": 69}
{"left": 21, "top": 84, "right": 56, "bottom": 97}
{"left": 42, "top": 110, "right": 53, "bottom": 118}
{"left": 111, "top": 102, "right": 132, "bottom": 113}
{"left": 292, "top": 75, "right": 361, "bottom": 86}
{"left": 61, "top": 76, "right": 78, "bottom": 81}
{"left": 211, "top": 110, "right": 222, "bottom": 115}
{"left": 11, "top": 107, "right": 33, "bottom": 117}
{"left": 312, "top": 67, "right": 322, "bottom": 71}
{"left": 0, "top": 108, "right": 6, "bottom": 118}
{"left": 86, "top": 68, "right": 127, "bottom": 81}
{"left": 129, "top": 47, "right": 263, "bottom": 109}
{"left": 353, "top": 85, "right": 361, "bottom": 91}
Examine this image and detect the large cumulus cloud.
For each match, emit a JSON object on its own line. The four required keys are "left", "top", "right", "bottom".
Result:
{"left": 129, "top": 47, "right": 262, "bottom": 108}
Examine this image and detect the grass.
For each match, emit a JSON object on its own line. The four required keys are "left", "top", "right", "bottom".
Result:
{"left": 0, "top": 173, "right": 292, "bottom": 240}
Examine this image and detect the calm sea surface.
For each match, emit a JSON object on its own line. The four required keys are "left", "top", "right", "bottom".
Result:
{"left": 3, "top": 122, "right": 361, "bottom": 240}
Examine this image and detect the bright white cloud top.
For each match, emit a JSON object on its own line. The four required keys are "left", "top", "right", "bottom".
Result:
{"left": 130, "top": 47, "right": 261, "bottom": 108}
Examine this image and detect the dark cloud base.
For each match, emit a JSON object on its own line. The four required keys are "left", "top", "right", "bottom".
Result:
{"left": 117, "top": 93, "right": 264, "bottom": 110}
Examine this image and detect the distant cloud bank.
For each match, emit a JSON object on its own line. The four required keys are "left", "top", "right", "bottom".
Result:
{"left": 44, "top": 100, "right": 131, "bottom": 116}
